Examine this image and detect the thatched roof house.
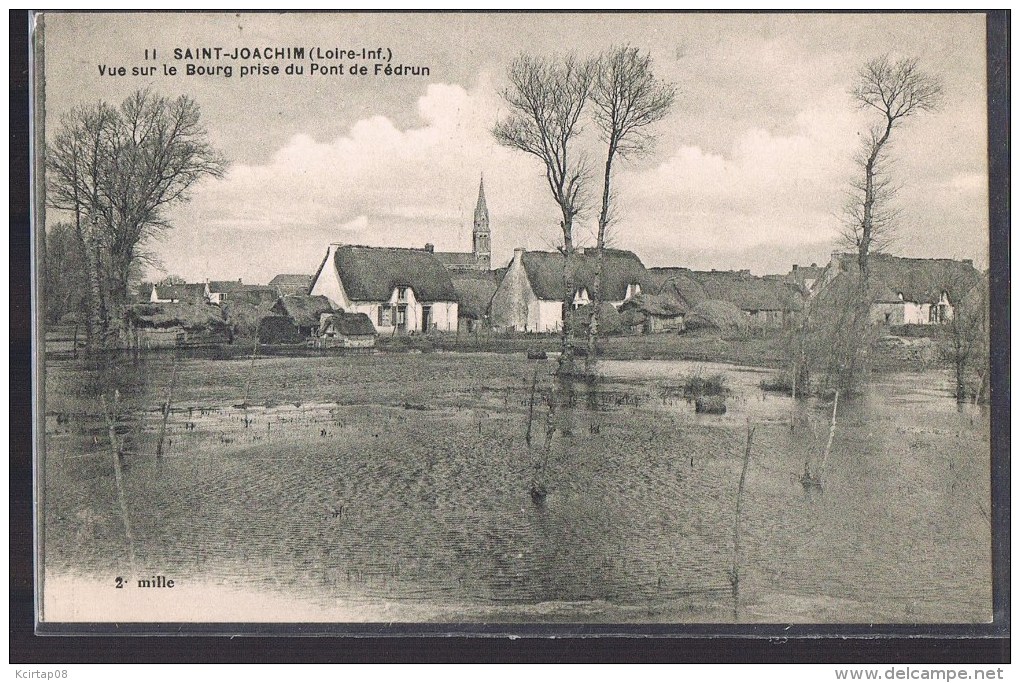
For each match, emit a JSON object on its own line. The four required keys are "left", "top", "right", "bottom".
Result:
{"left": 205, "top": 280, "right": 246, "bottom": 304}
{"left": 787, "top": 263, "right": 824, "bottom": 293}
{"left": 619, "top": 292, "right": 689, "bottom": 333}
{"left": 127, "top": 302, "right": 231, "bottom": 347}
{"left": 518, "top": 248, "right": 648, "bottom": 303}
{"left": 489, "top": 248, "right": 649, "bottom": 332}
{"left": 309, "top": 244, "right": 459, "bottom": 333}
{"left": 815, "top": 252, "right": 982, "bottom": 325}
{"left": 128, "top": 302, "right": 227, "bottom": 330}
{"left": 271, "top": 294, "right": 334, "bottom": 335}
{"left": 646, "top": 267, "right": 801, "bottom": 328}
{"left": 317, "top": 311, "right": 377, "bottom": 349}
{"left": 150, "top": 283, "right": 207, "bottom": 304}
{"left": 449, "top": 270, "right": 498, "bottom": 321}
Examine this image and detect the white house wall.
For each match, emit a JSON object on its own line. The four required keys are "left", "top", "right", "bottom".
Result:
{"left": 870, "top": 302, "right": 904, "bottom": 325}
{"left": 535, "top": 300, "right": 563, "bottom": 333}
{"left": 350, "top": 291, "right": 457, "bottom": 334}
{"left": 490, "top": 252, "right": 538, "bottom": 331}
{"left": 309, "top": 245, "right": 354, "bottom": 310}
{"left": 903, "top": 302, "right": 927, "bottom": 325}
{"left": 430, "top": 301, "right": 458, "bottom": 332}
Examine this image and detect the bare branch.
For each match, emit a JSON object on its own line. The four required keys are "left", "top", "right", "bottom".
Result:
{"left": 46, "top": 89, "right": 227, "bottom": 344}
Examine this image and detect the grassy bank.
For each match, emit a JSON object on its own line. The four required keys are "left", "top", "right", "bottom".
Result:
{"left": 45, "top": 323, "right": 946, "bottom": 379}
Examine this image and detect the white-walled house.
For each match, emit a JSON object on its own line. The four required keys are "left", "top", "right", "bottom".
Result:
{"left": 150, "top": 283, "right": 206, "bottom": 304}
{"left": 309, "top": 244, "right": 459, "bottom": 333}
{"left": 489, "top": 248, "right": 648, "bottom": 333}
{"left": 814, "top": 252, "right": 983, "bottom": 325}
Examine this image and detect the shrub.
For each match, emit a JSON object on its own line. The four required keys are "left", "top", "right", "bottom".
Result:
{"left": 760, "top": 374, "right": 793, "bottom": 393}
{"left": 567, "top": 302, "right": 623, "bottom": 336}
{"left": 664, "top": 371, "right": 729, "bottom": 399}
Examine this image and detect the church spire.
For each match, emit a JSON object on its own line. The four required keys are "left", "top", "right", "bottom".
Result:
{"left": 474, "top": 174, "right": 488, "bottom": 225}
{"left": 472, "top": 174, "right": 491, "bottom": 268}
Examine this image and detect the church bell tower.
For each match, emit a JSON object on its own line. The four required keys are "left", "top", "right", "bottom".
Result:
{"left": 472, "top": 175, "right": 491, "bottom": 269}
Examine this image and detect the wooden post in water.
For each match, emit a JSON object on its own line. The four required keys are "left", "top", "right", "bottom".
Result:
{"left": 102, "top": 391, "right": 136, "bottom": 573}
{"left": 817, "top": 389, "right": 840, "bottom": 485}
{"left": 790, "top": 362, "right": 797, "bottom": 432}
{"left": 155, "top": 351, "right": 178, "bottom": 458}
{"left": 242, "top": 335, "right": 259, "bottom": 408}
{"left": 731, "top": 418, "right": 755, "bottom": 620}
{"left": 525, "top": 368, "right": 538, "bottom": 447}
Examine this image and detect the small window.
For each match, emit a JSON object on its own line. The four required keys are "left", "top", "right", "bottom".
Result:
{"left": 378, "top": 306, "right": 392, "bottom": 327}
{"left": 397, "top": 287, "right": 408, "bottom": 301}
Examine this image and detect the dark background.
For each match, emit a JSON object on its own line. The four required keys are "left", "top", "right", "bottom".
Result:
{"left": 10, "top": 9, "right": 1009, "bottom": 664}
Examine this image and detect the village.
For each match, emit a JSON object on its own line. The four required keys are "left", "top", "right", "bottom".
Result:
{"left": 124, "top": 176, "right": 983, "bottom": 362}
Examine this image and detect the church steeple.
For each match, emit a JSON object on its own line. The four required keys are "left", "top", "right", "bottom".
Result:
{"left": 472, "top": 175, "right": 491, "bottom": 269}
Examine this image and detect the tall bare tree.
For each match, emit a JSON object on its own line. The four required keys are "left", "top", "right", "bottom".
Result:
{"left": 828, "top": 55, "right": 942, "bottom": 393}
{"left": 493, "top": 54, "right": 595, "bottom": 370}
{"left": 842, "top": 56, "right": 943, "bottom": 284}
{"left": 47, "top": 89, "right": 226, "bottom": 349}
{"left": 48, "top": 102, "right": 120, "bottom": 346}
{"left": 585, "top": 46, "right": 676, "bottom": 372}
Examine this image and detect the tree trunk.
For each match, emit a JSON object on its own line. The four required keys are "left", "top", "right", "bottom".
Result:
{"left": 586, "top": 143, "right": 616, "bottom": 377}
{"left": 558, "top": 216, "right": 575, "bottom": 376}
{"left": 83, "top": 227, "right": 105, "bottom": 350}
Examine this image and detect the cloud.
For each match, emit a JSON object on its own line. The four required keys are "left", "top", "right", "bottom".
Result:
{"left": 158, "top": 71, "right": 987, "bottom": 283}
{"left": 163, "top": 77, "right": 557, "bottom": 281}
{"left": 610, "top": 88, "right": 860, "bottom": 266}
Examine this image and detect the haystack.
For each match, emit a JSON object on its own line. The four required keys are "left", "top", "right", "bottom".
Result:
{"left": 684, "top": 299, "right": 748, "bottom": 334}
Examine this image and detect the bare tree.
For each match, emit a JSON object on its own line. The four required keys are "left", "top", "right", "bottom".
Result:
{"left": 827, "top": 56, "right": 942, "bottom": 393}
{"left": 493, "top": 54, "right": 595, "bottom": 371}
{"left": 47, "top": 102, "right": 120, "bottom": 346}
{"left": 157, "top": 274, "right": 187, "bottom": 286}
{"left": 47, "top": 89, "right": 226, "bottom": 349}
{"left": 842, "top": 56, "right": 943, "bottom": 284}
{"left": 585, "top": 46, "right": 676, "bottom": 372}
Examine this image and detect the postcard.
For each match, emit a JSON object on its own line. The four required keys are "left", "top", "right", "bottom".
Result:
{"left": 33, "top": 11, "right": 997, "bottom": 632}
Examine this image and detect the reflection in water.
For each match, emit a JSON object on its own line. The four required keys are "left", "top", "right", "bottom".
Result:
{"left": 43, "top": 355, "right": 991, "bottom": 622}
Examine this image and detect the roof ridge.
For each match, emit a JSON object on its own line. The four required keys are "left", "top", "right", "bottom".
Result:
{"left": 343, "top": 244, "right": 434, "bottom": 253}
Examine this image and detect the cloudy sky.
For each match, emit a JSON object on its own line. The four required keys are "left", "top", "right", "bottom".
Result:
{"left": 43, "top": 12, "right": 989, "bottom": 283}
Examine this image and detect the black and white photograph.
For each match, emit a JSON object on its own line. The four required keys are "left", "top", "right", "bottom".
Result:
{"left": 32, "top": 11, "right": 1000, "bottom": 630}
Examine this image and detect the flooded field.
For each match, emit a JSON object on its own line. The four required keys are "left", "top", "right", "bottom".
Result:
{"left": 40, "top": 352, "right": 991, "bottom": 623}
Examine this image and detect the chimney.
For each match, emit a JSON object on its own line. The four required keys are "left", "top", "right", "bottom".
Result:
{"left": 514, "top": 247, "right": 526, "bottom": 261}
{"left": 740, "top": 269, "right": 751, "bottom": 277}
{"left": 810, "top": 263, "right": 817, "bottom": 268}
{"left": 792, "top": 264, "right": 799, "bottom": 272}
{"left": 963, "top": 259, "right": 973, "bottom": 266}
{"left": 424, "top": 243, "right": 434, "bottom": 253}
